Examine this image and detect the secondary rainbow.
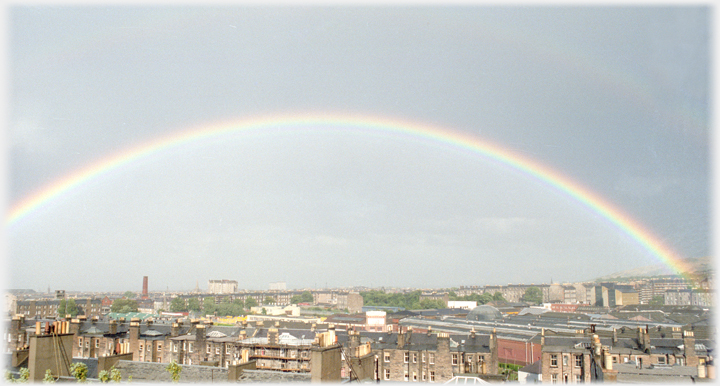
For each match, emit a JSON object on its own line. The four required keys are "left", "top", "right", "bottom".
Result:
{"left": 7, "top": 113, "right": 694, "bottom": 278}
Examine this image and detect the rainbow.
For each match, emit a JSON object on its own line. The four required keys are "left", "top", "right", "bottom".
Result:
{"left": 7, "top": 113, "right": 695, "bottom": 278}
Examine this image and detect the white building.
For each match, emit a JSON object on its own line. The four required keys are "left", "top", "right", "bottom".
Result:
{"left": 208, "top": 280, "right": 238, "bottom": 294}
{"left": 448, "top": 300, "right": 477, "bottom": 310}
{"left": 366, "top": 310, "right": 386, "bottom": 332}
{"left": 269, "top": 282, "right": 287, "bottom": 290}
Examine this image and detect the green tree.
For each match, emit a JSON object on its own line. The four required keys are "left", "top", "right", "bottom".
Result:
{"left": 264, "top": 296, "right": 275, "bottom": 304}
{"left": 244, "top": 297, "right": 258, "bottom": 309}
{"left": 203, "top": 298, "right": 216, "bottom": 315}
{"left": 291, "top": 291, "right": 314, "bottom": 304}
{"left": 169, "top": 297, "right": 187, "bottom": 313}
{"left": 521, "top": 287, "right": 543, "bottom": 304}
{"left": 650, "top": 295, "right": 664, "bottom": 306}
{"left": 166, "top": 360, "right": 181, "bottom": 383}
{"left": 109, "top": 367, "right": 122, "bottom": 383}
{"left": 419, "top": 299, "right": 446, "bottom": 309}
{"left": 42, "top": 369, "right": 55, "bottom": 383}
{"left": 66, "top": 299, "right": 79, "bottom": 317}
{"left": 261, "top": 308, "right": 267, "bottom": 315}
{"left": 111, "top": 299, "right": 138, "bottom": 313}
{"left": 187, "top": 298, "right": 201, "bottom": 312}
{"left": 57, "top": 299, "right": 66, "bottom": 317}
{"left": 123, "top": 291, "right": 137, "bottom": 299}
{"left": 492, "top": 292, "right": 506, "bottom": 302}
{"left": 70, "top": 362, "right": 88, "bottom": 383}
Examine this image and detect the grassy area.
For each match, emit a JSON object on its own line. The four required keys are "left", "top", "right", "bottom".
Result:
{"left": 499, "top": 363, "right": 521, "bottom": 381}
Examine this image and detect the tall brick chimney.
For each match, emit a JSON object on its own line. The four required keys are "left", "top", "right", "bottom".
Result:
{"left": 108, "top": 320, "right": 117, "bottom": 335}
{"left": 142, "top": 276, "right": 148, "bottom": 299}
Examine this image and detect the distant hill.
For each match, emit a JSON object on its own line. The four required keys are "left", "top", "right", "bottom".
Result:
{"left": 594, "top": 256, "right": 714, "bottom": 281}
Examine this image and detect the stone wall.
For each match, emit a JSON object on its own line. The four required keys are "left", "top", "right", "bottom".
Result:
{"left": 113, "top": 360, "right": 228, "bottom": 382}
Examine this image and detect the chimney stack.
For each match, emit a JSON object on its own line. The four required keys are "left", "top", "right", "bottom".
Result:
{"left": 142, "top": 276, "right": 148, "bottom": 298}
{"left": 268, "top": 328, "right": 279, "bottom": 345}
{"left": 109, "top": 320, "right": 118, "bottom": 335}
{"left": 171, "top": 323, "right": 180, "bottom": 337}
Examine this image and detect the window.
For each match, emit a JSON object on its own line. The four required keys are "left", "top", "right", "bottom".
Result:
{"left": 173, "top": 343, "right": 178, "bottom": 353}
{"left": 79, "top": 338, "right": 83, "bottom": 348}
{"left": 413, "top": 372, "right": 417, "bottom": 382}
{"left": 384, "top": 369, "right": 390, "bottom": 380}
{"left": 95, "top": 339, "right": 99, "bottom": 348}
{"left": 139, "top": 344, "right": 143, "bottom": 352}
{"left": 422, "top": 353, "right": 426, "bottom": 363}
{"left": 86, "top": 341, "right": 90, "bottom": 348}
{"left": 575, "top": 355, "right": 582, "bottom": 367}
{"left": 657, "top": 356, "right": 666, "bottom": 365}
{"left": 226, "top": 345, "right": 231, "bottom": 354}
{"left": 413, "top": 353, "right": 417, "bottom": 363}
{"left": 189, "top": 343, "right": 194, "bottom": 353}
{"left": 452, "top": 354, "right": 458, "bottom": 365}
{"left": 430, "top": 371, "right": 435, "bottom": 382}
{"left": 183, "top": 341, "right": 186, "bottom": 351}
{"left": 575, "top": 374, "right": 582, "bottom": 383}
{"left": 551, "top": 374, "right": 558, "bottom": 384}
{"left": 404, "top": 371, "right": 409, "bottom": 382}
{"left": 216, "top": 347, "right": 220, "bottom": 355}
{"left": 422, "top": 372, "right": 426, "bottom": 381}
{"left": 207, "top": 344, "right": 211, "bottom": 354}
{"left": 563, "top": 355, "right": 568, "bottom": 366}
{"left": 158, "top": 344, "right": 162, "bottom": 352}
{"left": 550, "top": 354, "right": 558, "bottom": 367}
{"left": 385, "top": 352, "right": 390, "bottom": 362}
{"left": 404, "top": 352, "right": 409, "bottom": 363}
{"left": 429, "top": 353, "right": 435, "bottom": 364}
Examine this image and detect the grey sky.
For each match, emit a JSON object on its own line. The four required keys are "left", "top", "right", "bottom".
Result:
{"left": 8, "top": 6, "right": 709, "bottom": 292}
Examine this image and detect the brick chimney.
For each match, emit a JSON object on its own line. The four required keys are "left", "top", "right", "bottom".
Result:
{"left": 171, "top": 323, "right": 180, "bottom": 337}
{"left": 108, "top": 320, "right": 118, "bottom": 335}
{"left": 129, "top": 321, "right": 140, "bottom": 361}
{"left": 683, "top": 330, "right": 698, "bottom": 366}
{"left": 268, "top": 328, "right": 279, "bottom": 345}
{"left": 406, "top": 326, "right": 413, "bottom": 345}
{"left": 397, "top": 329, "right": 406, "bottom": 349}
{"left": 612, "top": 328, "right": 617, "bottom": 345}
{"left": 196, "top": 323, "right": 206, "bottom": 341}
{"left": 349, "top": 330, "right": 360, "bottom": 350}
{"left": 146, "top": 318, "right": 154, "bottom": 329}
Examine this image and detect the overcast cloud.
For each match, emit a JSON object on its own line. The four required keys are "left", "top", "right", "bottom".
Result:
{"left": 7, "top": 6, "right": 709, "bottom": 292}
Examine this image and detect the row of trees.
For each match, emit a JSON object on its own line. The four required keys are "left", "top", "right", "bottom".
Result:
{"left": 168, "top": 296, "right": 263, "bottom": 316}
{"left": 360, "top": 290, "right": 447, "bottom": 310}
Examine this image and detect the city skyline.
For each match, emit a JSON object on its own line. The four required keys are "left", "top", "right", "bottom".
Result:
{"left": 7, "top": 7, "right": 709, "bottom": 292}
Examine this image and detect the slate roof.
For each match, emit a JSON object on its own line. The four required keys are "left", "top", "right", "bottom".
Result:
{"left": 519, "top": 360, "right": 542, "bottom": 375}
